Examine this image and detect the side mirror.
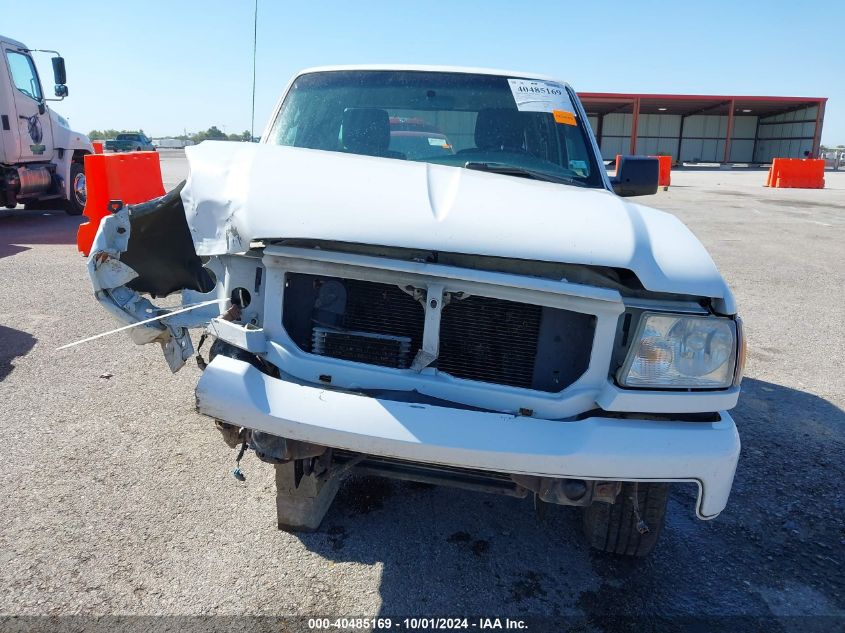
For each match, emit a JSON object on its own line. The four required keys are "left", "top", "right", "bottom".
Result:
{"left": 610, "top": 155, "right": 659, "bottom": 197}
{"left": 51, "top": 56, "right": 67, "bottom": 85}
{"left": 52, "top": 57, "right": 68, "bottom": 98}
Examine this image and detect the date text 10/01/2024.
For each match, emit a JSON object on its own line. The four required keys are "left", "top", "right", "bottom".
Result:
{"left": 307, "top": 617, "right": 529, "bottom": 630}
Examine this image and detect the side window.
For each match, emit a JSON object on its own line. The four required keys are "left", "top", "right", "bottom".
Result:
{"left": 562, "top": 126, "right": 591, "bottom": 178}
{"left": 6, "top": 51, "right": 42, "bottom": 101}
{"left": 276, "top": 104, "right": 300, "bottom": 146}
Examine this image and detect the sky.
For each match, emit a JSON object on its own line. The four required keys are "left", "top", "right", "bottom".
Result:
{"left": 4, "top": 0, "right": 844, "bottom": 144}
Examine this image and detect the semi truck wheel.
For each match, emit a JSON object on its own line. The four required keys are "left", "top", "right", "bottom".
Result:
{"left": 65, "top": 162, "right": 85, "bottom": 216}
{"left": 582, "top": 482, "right": 669, "bottom": 557}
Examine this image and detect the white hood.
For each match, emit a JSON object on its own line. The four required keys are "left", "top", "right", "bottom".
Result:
{"left": 181, "top": 142, "right": 733, "bottom": 308}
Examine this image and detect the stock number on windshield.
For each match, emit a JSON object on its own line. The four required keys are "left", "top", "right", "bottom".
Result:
{"left": 515, "top": 84, "right": 562, "bottom": 96}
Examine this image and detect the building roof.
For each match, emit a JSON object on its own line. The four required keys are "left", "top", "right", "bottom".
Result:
{"left": 579, "top": 92, "right": 827, "bottom": 118}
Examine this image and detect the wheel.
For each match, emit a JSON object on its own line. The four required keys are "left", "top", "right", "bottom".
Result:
{"left": 582, "top": 482, "right": 669, "bottom": 557}
{"left": 64, "top": 162, "right": 86, "bottom": 216}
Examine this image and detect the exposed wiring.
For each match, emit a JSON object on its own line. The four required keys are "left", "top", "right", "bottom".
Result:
{"left": 56, "top": 298, "right": 226, "bottom": 350}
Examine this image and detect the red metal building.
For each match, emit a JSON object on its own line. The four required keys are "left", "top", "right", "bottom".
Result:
{"left": 577, "top": 93, "right": 827, "bottom": 164}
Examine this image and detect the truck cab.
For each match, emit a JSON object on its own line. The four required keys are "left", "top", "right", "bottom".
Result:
{"left": 0, "top": 34, "right": 92, "bottom": 214}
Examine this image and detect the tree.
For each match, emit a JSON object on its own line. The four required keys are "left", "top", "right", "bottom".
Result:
{"left": 87, "top": 129, "right": 140, "bottom": 140}
{"left": 227, "top": 130, "right": 253, "bottom": 142}
{"left": 190, "top": 126, "right": 227, "bottom": 144}
{"left": 87, "top": 125, "right": 253, "bottom": 143}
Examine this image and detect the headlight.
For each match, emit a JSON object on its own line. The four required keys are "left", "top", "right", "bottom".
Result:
{"left": 618, "top": 313, "right": 737, "bottom": 389}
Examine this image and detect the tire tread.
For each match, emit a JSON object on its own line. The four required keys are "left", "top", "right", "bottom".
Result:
{"left": 582, "top": 482, "right": 670, "bottom": 558}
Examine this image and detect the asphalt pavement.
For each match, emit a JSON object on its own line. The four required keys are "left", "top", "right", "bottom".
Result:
{"left": 1, "top": 152, "right": 842, "bottom": 631}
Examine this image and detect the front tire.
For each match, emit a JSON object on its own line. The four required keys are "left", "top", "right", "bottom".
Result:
{"left": 582, "top": 482, "right": 669, "bottom": 557}
{"left": 64, "top": 162, "right": 86, "bottom": 216}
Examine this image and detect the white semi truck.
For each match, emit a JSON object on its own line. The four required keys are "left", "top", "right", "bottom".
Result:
{"left": 0, "top": 34, "right": 92, "bottom": 215}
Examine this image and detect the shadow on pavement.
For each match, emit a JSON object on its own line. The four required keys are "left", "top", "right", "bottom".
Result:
{"left": 0, "top": 324, "right": 37, "bottom": 381}
{"left": 291, "top": 377, "right": 843, "bottom": 628}
{"left": 0, "top": 242, "right": 29, "bottom": 259}
{"left": 0, "top": 209, "right": 83, "bottom": 260}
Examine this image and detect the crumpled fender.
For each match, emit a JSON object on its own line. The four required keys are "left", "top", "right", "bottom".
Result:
{"left": 86, "top": 187, "right": 218, "bottom": 372}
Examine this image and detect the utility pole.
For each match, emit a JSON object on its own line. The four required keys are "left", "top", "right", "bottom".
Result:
{"left": 250, "top": 0, "right": 258, "bottom": 142}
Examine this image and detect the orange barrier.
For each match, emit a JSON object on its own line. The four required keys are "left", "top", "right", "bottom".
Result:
{"left": 765, "top": 160, "right": 781, "bottom": 187}
{"left": 76, "top": 151, "right": 166, "bottom": 256}
{"left": 650, "top": 155, "right": 672, "bottom": 189}
{"left": 766, "top": 158, "right": 825, "bottom": 189}
{"left": 615, "top": 154, "right": 671, "bottom": 189}
{"left": 92, "top": 141, "right": 104, "bottom": 154}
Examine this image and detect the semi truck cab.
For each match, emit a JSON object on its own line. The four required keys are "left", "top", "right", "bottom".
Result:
{"left": 0, "top": 34, "right": 92, "bottom": 214}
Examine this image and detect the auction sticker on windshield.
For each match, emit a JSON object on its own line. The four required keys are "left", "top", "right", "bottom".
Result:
{"left": 508, "top": 78, "right": 577, "bottom": 120}
{"left": 553, "top": 110, "right": 577, "bottom": 126}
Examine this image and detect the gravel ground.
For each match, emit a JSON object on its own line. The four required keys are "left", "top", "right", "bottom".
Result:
{"left": 0, "top": 153, "right": 843, "bottom": 631}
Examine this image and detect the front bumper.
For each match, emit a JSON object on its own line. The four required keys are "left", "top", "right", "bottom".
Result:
{"left": 197, "top": 355, "right": 741, "bottom": 519}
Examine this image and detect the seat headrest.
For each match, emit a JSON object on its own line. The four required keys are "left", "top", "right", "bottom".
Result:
{"left": 341, "top": 108, "right": 391, "bottom": 155}
{"left": 474, "top": 108, "right": 525, "bottom": 151}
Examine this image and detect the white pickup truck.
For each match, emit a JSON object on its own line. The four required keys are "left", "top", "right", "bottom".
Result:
{"left": 87, "top": 66, "right": 744, "bottom": 557}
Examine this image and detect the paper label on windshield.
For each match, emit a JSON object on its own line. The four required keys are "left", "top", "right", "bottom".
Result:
{"left": 553, "top": 110, "right": 577, "bottom": 126}
{"left": 508, "top": 79, "right": 576, "bottom": 117}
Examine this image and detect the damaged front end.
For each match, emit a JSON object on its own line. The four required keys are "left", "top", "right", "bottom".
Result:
{"left": 86, "top": 183, "right": 221, "bottom": 372}
{"left": 82, "top": 142, "right": 741, "bottom": 553}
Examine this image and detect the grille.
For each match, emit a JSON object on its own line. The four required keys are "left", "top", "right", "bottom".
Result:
{"left": 283, "top": 273, "right": 594, "bottom": 392}
{"left": 438, "top": 296, "right": 542, "bottom": 389}
{"left": 341, "top": 279, "right": 425, "bottom": 355}
{"left": 283, "top": 274, "right": 425, "bottom": 369}
{"left": 312, "top": 327, "right": 412, "bottom": 368}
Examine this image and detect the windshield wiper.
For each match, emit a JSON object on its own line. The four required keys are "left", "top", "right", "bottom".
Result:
{"left": 463, "top": 162, "right": 586, "bottom": 187}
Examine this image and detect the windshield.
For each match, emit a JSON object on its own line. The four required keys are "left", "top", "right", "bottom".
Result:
{"left": 268, "top": 70, "right": 603, "bottom": 188}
